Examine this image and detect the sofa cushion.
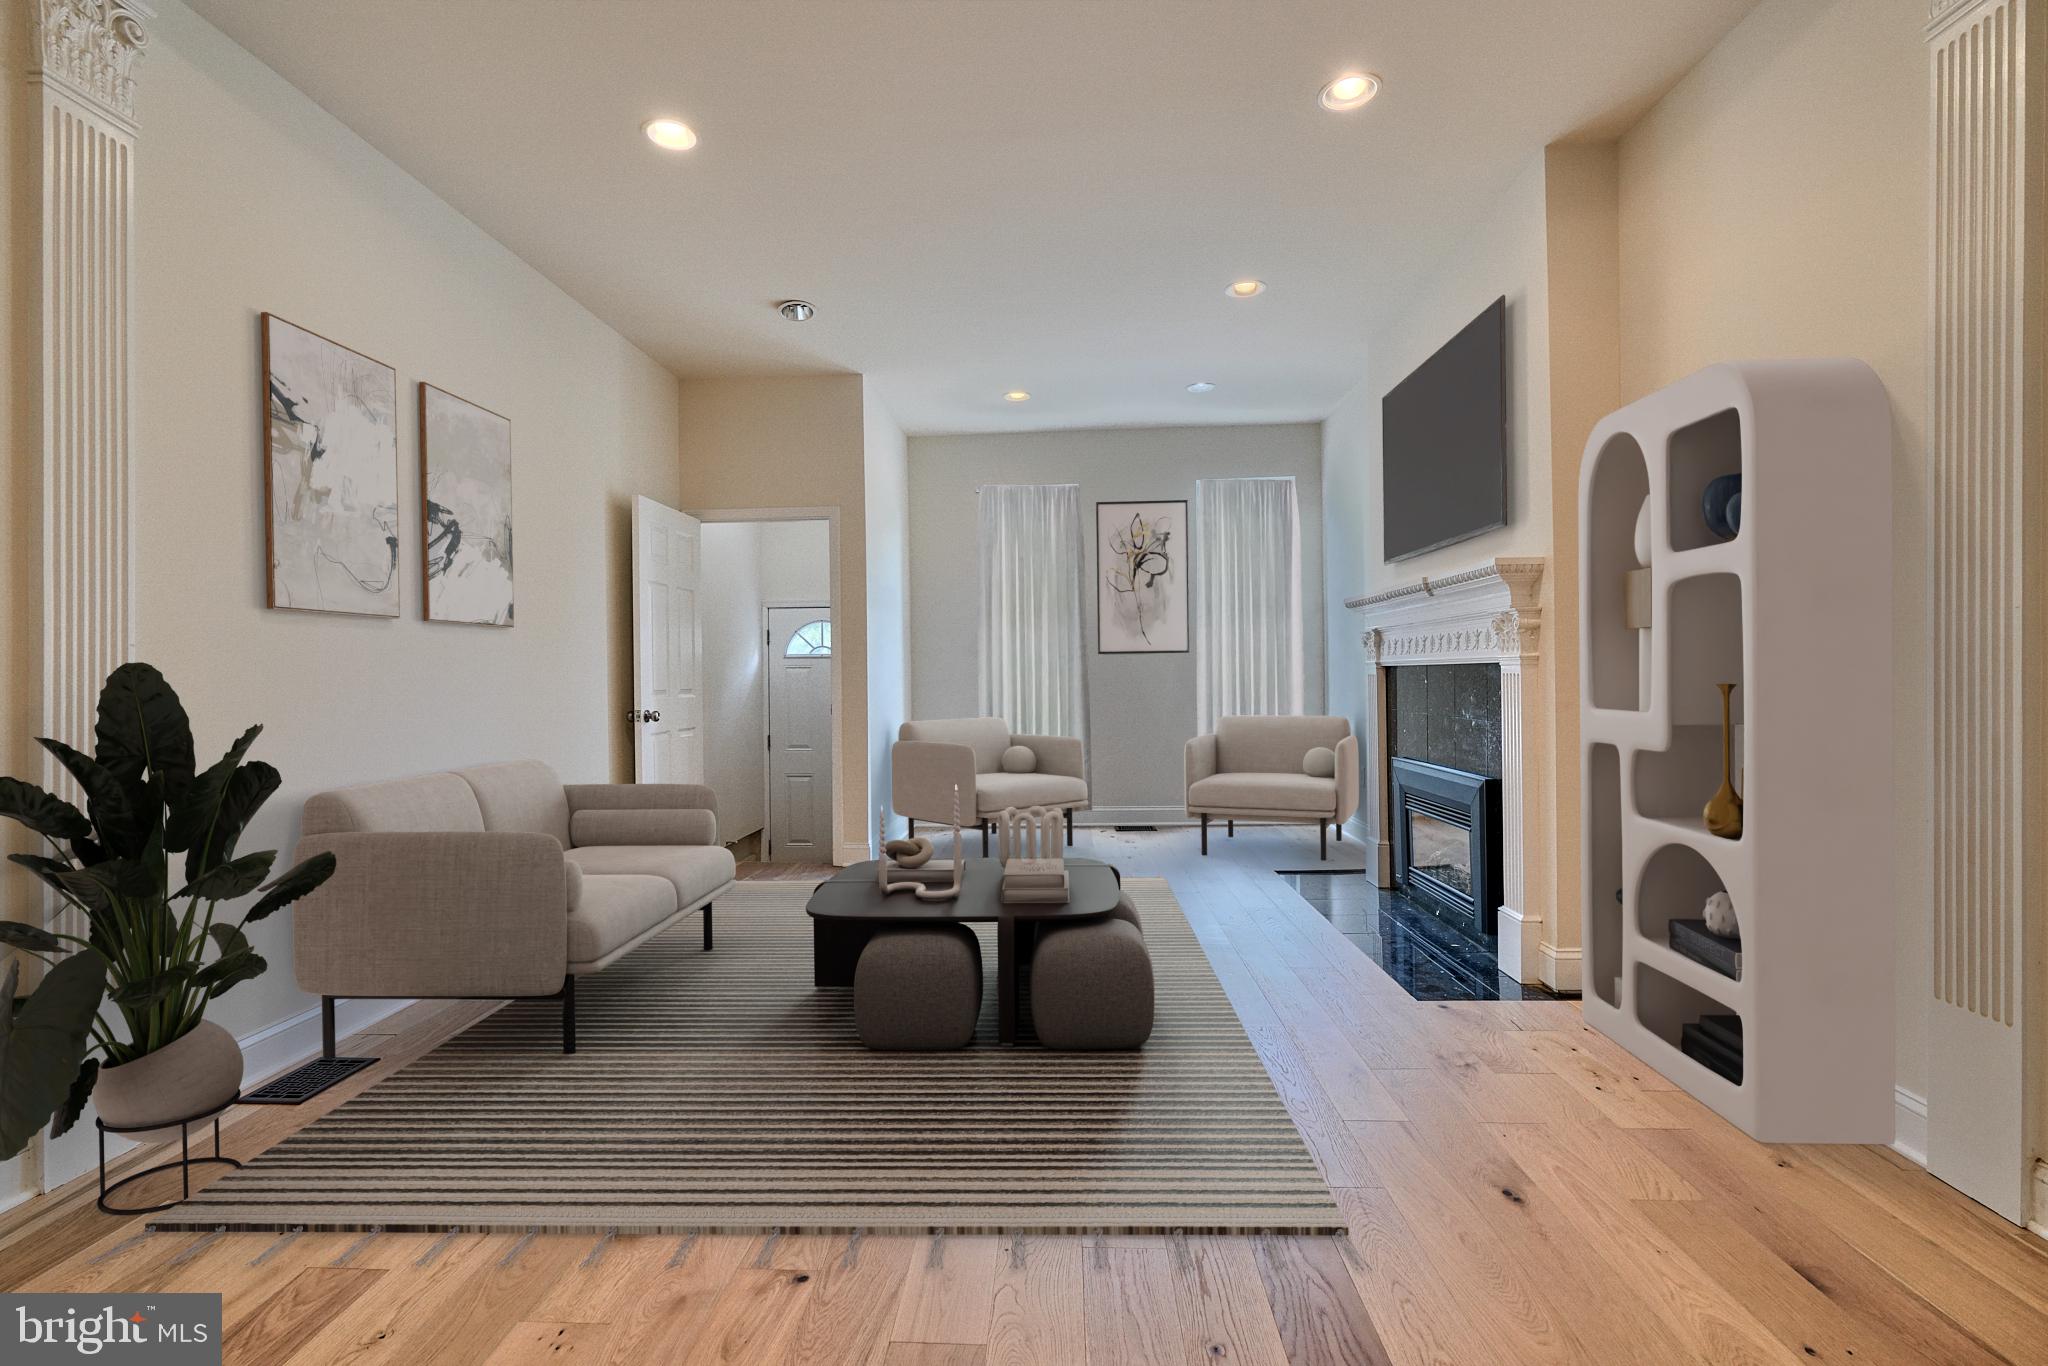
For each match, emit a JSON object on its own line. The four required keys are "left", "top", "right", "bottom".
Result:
{"left": 567, "top": 873, "right": 677, "bottom": 966}
{"left": 458, "top": 760, "right": 571, "bottom": 847}
{"left": 570, "top": 808, "right": 716, "bottom": 848}
{"left": 900, "top": 718, "right": 1012, "bottom": 773}
{"left": 1187, "top": 772, "right": 1338, "bottom": 815}
{"left": 301, "top": 772, "right": 485, "bottom": 836}
{"left": 973, "top": 771, "right": 1088, "bottom": 813}
{"left": 1215, "top": 716, "right": 1351, "bottom": 776}
{"left": 566, "top": 843, "right": 735, "bottom": 907}
{"left": 1302, "top": 746, "right": 1337, "bottom": 778}
{"left": 1000, "top": 744, "right": 1037, "bottom": 774}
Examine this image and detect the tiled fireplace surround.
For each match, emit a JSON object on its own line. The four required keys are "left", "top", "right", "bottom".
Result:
{"left": 1346, "top": 557, "right": 1574, "bottom": 989}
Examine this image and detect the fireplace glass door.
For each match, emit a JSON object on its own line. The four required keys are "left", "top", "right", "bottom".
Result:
{"left": 1407, "top": 803, "right": 1474, "bottom": 899}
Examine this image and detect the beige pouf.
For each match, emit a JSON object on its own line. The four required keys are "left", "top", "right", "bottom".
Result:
{"left": 853, "top": 925, "right": 984, "bottom": 1050}
{"left": 1029, "top": 895, "right": 1155, "bottom": 1050}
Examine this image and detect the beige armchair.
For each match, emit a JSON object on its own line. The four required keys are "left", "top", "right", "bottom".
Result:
{"left": 892, "top": 718, "right": 1088, "bottom": 853}
{"left": 1185, "top": 716, "right": 1360, "bottom": 860}
{"left": 293, "top": 760, "right": 735, "bottom": 1054}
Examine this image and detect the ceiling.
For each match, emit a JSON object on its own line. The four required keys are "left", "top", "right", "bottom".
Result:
{"left": 184, "top": 0, "right": 1754, "bottom": 435}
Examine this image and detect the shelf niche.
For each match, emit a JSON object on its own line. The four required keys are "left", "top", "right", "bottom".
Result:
{"left": 1585, "top": 432, "right": 1650, "bottom": 712}
{"left": 1667, "top": 408, "right": 1742, "bottom": 553}
{"left": 1634, "top": 961, "right": 1742, "bottom": 1084}
{"left": 1587, "top": 743, "right": 1623, "bottom": 1009}
{"left": 1636, "top": 843, "right": 1733, "bottom": 967}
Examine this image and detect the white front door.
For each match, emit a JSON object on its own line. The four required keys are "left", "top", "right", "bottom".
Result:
{"left": 766, "top": 604, "right": 833, "bottom": 863}
{"left": 631, "top": 496, "right": 704, "bottom": 783}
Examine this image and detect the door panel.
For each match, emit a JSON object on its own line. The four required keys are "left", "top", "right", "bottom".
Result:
{"left": 632, "top": 497, "right": 703, "bottom": 783}
{"left": 767, "top": 604, "right": 833, "bottom": 863}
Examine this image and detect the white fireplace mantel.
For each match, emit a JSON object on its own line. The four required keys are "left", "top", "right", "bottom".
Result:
{"left": 1345, "top": 557, "right": 1562, "bottom": 988}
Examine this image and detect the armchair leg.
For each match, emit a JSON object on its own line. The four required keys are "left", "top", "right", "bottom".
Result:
{"left": 1200, "top": 814, "right": 1209, "bottom": 855}
{"left": 321, "top": 996, "right": 337, "bottom": 1060}
{"left": 1320, "top": 823, "right": 1329, "bottom": 861}
{"left": 982, "top": 821, "right": 991, "bottom": 856}
{"left": 561, "top": 975, "right": 577, "bottom": 1054}
{"left": 703, "top": 903, "right": 714, "bottom": 951}
{"left": 1227, "top": 819, "right": 1234, "bottom": 838}
{"left": 1335, "top": 823, "right": 1343, "bottom": 842}
{"left": 1065, "top": 808, "right": 1074, "bottom": 847}
{"left": 906, "top": 818, "right": 915, "bottom": 839}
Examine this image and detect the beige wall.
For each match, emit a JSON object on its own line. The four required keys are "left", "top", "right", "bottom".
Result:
{"left": 1616, "top": 0, "right": 1928, "bottom": 1100}
{"left": 6, "top": 0, "right": 684, "bottom": 1082}
{"left": 910, "top": 423, "right": 1324, "bottom": 818}
{"left": 677, "top": 374, "right": 871, "bottom": 862}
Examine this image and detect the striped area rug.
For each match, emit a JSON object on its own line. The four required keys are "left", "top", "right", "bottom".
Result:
{"left": 155, "top": 878, "right": 1341, "bottom": 1235}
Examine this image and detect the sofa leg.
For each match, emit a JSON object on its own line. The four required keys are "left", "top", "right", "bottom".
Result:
{"left": 561, "top": 976, "right": 577, "bottom": 1055}
{"left": 1320, "top": 822, "right": 1329, "bottom": 861}
{"left": 703, "top": 902, "right": 714, "bottom": 951}
{"left": 321, "top": 996, "right": 337, "bottom": 1059}
{"left": 1200, "top": 814, "right": 1209, "bottom": 855}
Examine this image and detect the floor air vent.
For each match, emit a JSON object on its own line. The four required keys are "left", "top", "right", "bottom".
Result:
{"left": 241, "top": 1056, "right": 378, "bottom": 1104}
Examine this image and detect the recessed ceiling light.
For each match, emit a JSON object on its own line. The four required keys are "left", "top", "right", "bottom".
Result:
{"left": 643, "top": 118, "right": 698, "bottom": 151}
{"left": 1004, "top": 390, "right": 1031, "bottom": 402}
{"left": 1187, "top": 381, "right": 1217, "bottom": 394}
{"left": 778, "top": 300, "right": 815, "bottom": 322}
{"left": 1227, "top": 279, "right": 1265, "bottom": 298}
{"left": 1319, "top": 72, "right": 1381, "bottom": 111}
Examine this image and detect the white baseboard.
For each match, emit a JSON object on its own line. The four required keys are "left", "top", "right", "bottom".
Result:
{"left": 1496, "top": 907, "right": 1537, "bottom": 985}
{"left": 2029, "top": 1160, "right": 2048, "bottom": 1241}
{"left": 1075, "top": 807, "right": 1194, "bottom": 827}
{"left": 237, "top": 996, "right": 414, "bottom": 1088}
{"left": 1893, "top": 1086, "right": 1928, "bottom": 1167}
{"left": 1538, "top": 940, "right": 1581, "bottom": 993}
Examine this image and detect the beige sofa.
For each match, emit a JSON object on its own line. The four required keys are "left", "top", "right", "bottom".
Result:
{"left": 892, "top": 718, "right": 1087, "bottom": 853}
{"left": 1185, "top": 716, "right": 1360, "bottom": 860}
{"left": 293, "top": 760, "right": 734, "bottom": 1054}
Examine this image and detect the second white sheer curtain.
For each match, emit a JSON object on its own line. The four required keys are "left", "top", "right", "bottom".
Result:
{"left": 1194, "top": 476, "right": 1303, "bottom": 733}
{"left": 978, "top": 483, "right": 1087, "bottom": 742}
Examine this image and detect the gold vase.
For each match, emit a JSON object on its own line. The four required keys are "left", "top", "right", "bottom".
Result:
{"left": 1703, "top": 681, "right": 1743, "bottom": 839}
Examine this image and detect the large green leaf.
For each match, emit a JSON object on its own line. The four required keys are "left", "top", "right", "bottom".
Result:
{"left": 177, "top": 849, "right": 274, "bottom": 903}
{"left": 181, "top": 762, "right": 279, "bottom": 888}
{"left": 108, "top": 963, "right": 196, "bottom": 1009}
{"left": 52, "top": 858, "right": 157, "bottom": 913}
{"left": 7, "top": 853, "right": 81, "bottom": 904}
{"left": 93, "top": 663, "right": 195, "bottom": 805}
{"left": 0, "top": 951, "right": 108, "bottom": 1162}
{"left": 0, "top": 777, "right": 90, "bottom": 843}
{"left": 243, "top": 852, "right": 337, "bottom": 923}
{"left": 49, "top": 1058, "right": 98, "bottom": 1140}
{"left": 37, "top": 737, "right": 143, "bottom": 857}
{"left": 165, "top": 724, "right": 262, "bottom": 855}
{"left": 0, "top": 921, "right": 66, "bottom": 955}
{"left": 196, "top": 924, "right": 267, "bottom": 1000}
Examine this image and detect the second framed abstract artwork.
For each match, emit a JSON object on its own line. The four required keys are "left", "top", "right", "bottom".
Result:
{"left": 1096, "top": 499, "right": 1187, "bottom": 653}
{"left": 419, "top": 383, "right": 514, "bottom": 626}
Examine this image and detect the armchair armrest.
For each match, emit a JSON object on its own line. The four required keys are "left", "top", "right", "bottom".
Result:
{"left": 892, "top": 740, "right": 977, "bottom": 825}
{"left": 565, "top": 782, "right": 718, "bottom": 846}
{"left": 1185, "top": 734, "right": 1218, "bottom": 794}
{"left": 1335, "top": 734, "right": 1360, "bottom": 825}
{"left": 1012, "top": 733, "right": 1084, "bottom": 782}
{"left": 292, "top": 831, "right": 568, "bottom": 999}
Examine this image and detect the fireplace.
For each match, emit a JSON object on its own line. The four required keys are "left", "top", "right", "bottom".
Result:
{"left": 1391, "top": 757, "right": 1502, "bottom": 939}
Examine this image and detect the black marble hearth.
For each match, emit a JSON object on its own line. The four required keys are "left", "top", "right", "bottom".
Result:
{"left": 1279, "top": 871, "right": 1564, "bottom": 1002}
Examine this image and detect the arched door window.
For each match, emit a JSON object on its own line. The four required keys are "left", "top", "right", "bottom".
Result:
{"left": 784, "top": 619, "right": 831, "bottom": 657}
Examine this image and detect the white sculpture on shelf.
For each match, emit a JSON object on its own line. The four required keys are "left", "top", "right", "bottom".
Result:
{"left": 1703, "top": 889, "right": 1739, "bottom": 939}
{"left": 994, "top": 804, "right": 1064, "bottom": 864}
{"left": 876, "top": 785, "right": 964, "bottom": 901}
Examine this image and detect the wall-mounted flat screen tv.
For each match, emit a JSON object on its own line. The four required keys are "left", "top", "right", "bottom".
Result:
{"left": 1381, "top": 295, "right": 1508, "bottom": 562}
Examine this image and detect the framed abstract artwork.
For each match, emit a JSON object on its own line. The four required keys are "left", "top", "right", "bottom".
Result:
{"left": 1096, "top": 499, "right": 1188, "bottom": 653}
{"left": 262, "top": 313, "right": 400, "bottom": 616}
{"left": 419, "top": 383, "right": 514, "bottom": 626}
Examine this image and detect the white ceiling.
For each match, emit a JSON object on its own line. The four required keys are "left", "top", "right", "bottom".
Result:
{"left": 184, "top": 0, "right": 1754, "bottom": 435}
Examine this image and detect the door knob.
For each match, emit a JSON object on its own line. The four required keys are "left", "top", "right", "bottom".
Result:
{"left": 627, "top": 708, "right": 663, "bottom": 723}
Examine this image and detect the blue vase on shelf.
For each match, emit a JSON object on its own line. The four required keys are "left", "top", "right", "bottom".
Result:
{"left": 1702, "top": 474, "right": 1742, "bottom": 541}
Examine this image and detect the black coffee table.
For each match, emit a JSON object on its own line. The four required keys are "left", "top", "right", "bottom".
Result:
{"left": 807, "top": 856, "right": 1122, "bottom": 1044}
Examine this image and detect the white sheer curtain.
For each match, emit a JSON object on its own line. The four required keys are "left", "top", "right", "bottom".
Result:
{"left": 1194, "top": 476, "right": 1303, "bottom": 732}
{"left": 978, "top": 483, "right": 1087, "bottom": 741}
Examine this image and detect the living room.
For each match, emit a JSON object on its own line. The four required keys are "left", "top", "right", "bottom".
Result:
{"left": 5, "top": 0, "right": 2045, "bottom": 1362}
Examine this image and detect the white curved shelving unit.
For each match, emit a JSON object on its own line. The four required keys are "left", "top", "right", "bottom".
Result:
{"left": 1578, "top": 359, "right": 1894, "bottom": 1143}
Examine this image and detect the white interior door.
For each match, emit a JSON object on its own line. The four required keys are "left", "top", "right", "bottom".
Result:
{"left": 766, "top": 604, "right": 833, "bottom": 863}
{"left": 632, "top": 496, "right": 703, "bottom": 783}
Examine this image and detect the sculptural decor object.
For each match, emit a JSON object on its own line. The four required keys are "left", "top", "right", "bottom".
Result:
{"left": 1704, "top": 681, "right": 1744, "bottom": 839}
{"left": 877, "top": 787, "right": 965, "bottom": 901}
{"left": 1702, "top": 473, "right": 1742, "bottom": 540}
{"left": 994, "top": 804, "right": 1065, "bottom": 863}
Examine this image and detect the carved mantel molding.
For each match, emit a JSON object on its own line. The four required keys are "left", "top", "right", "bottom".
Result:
{"left": 1348, "top": 556, "right": 1546, "bottom": 668}
{"left": 31, "top": 0, "right": 153, "bottom": 125}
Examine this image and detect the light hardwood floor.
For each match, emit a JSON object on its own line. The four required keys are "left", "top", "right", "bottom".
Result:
{"left": 5, "top": 825, "right": 2046, "bottom": 1365}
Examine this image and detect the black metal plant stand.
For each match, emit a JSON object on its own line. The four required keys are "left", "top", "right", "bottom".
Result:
{"left": 96, "top": 1095, "right": 243, "bottom": 1216}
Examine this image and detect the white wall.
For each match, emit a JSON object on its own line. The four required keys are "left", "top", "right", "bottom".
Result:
{"left": 122, "top": 0, "right": 683, "bottom": 1062}
{"left": 863, "top": 384, "right": 912, "bottom": 845}
{"left": 909, "top": 424, "right": 1323, "bottom": 818}
{"left": 758, "top": 521, "right": 832, "bottom": 607}
{"left": 702, "top": 522, "right": 766, "bottom": 839}
{"left": 1615, "top": 0, "right": 1929, "bottom": 1108}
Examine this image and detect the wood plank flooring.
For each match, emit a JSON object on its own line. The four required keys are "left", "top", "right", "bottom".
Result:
{"left": 4, "top": 826, "right": 2045, "bottom": 1364}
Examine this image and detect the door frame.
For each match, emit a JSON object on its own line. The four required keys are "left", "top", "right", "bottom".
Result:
{"left": 687, "top": 507, "right": 844, "bottom": 864}
{"left": 762, "top": 600, "right": 833, "bottom": 863}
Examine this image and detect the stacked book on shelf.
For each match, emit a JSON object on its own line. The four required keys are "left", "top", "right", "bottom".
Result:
{"left": 1001, "top": 857, "right": 1070, "bottom": 905}
{"left": 1680, "top": 1013, "right": 1743, "bottom": 1084}
{"left": 1668, "top": 918, "right": 1741, "bottom": 980}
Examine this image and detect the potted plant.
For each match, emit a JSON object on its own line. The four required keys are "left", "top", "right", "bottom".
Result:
{"left": 0, "top": 664, "right": 335, "bottom": 1157}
